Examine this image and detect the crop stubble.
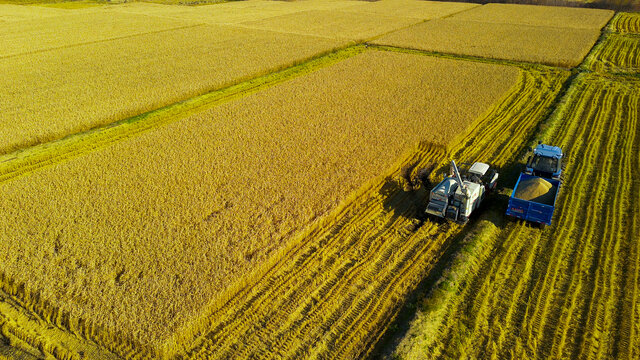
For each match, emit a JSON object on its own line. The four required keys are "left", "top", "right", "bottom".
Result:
{"left": 585, "top": 13, "right": 640, "bottom": 74}
{"left": 394, "top": 74, "right": 640, "bottom": 360}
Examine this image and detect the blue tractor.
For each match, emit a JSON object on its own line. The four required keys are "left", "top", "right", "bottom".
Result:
{"left": 524, "top": 142, "right": 563, "bottom": 180}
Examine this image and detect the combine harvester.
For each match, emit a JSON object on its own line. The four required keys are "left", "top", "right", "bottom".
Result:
{"left": 425, "top": 160, "right": 498, "bottom": 223}
{"left": 506, "top": 142, "right": 563, "bottom": 227}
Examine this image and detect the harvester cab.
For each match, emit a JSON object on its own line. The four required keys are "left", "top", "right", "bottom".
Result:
{"left": 526, "top": 142, "right": 563, "bottom": 180}
{"left": 425, "top": 160, "right": 498, "bottom": 223}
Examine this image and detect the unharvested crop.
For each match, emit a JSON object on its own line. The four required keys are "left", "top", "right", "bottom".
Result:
{"left": 0, "top": 49, "right": 519, "bottom": 356}
{"left": 391, "top": 73, "right": 640, "bottom": 360}
{"left": 0, "top": 10, "right": 195, "bottom": 57}
{"left": 0, "top": 23, "right": 349, "bottom": 154}
{"left": 372, "top": 19, "right": 602, "bottom": 67}
{"left": 0, "top": 4, "right": 66, "bottom": 21}
{"left": 447, "top": 3, "right": 613, "bottom": 29}
{"left": 109, "top": 0, "right": 363, "bottom": 24}
{"left": 340, "top": 0, "right": 479, "bottom": 20}
{"left": 238, "top": 9, "right": 420, "bottom": 41}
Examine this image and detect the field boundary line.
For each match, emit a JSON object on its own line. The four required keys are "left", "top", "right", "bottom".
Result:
{"left": 0, "top": 23, "right": 207, "bottom": 60}
{"left": 365, "top": 43, "right": 566, "bottom": 70}
{"left": 0, "top": 44, "right": 363, "bottom": 185}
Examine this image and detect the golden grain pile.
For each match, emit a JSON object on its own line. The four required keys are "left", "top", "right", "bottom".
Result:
{"left": 0, "top": 23, "right": 349, "bottom": 154}
{"left": 0, "top": 50, "right": 520, "bottom": 346}
{"left": 514, "top": 177, "right": 557, "bottom": 204}
{"left": 373, "top": 3, "right": 612, "bottom": 67}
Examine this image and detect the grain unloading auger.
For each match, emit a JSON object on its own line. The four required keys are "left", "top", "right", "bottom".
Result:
{"left": 425, "top": 160, "right": 498, "bottom": 223}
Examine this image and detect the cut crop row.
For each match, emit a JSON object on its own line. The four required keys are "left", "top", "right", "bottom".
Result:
{"left": 400, "top": 74, "right": 640, "bottom": 360}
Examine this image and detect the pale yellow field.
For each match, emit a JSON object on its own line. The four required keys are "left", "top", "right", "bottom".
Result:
{"left": 0, "top": 24, "right": 348, "bottom": 154}
{"left": 373, "top": 19, "right": 601, "bottom": 67}
{"left": 0, "top": 11, "right": 195, "bottom": 57}
{"left": 333, "top": 0, "right": 479, "bottom": 20}
{"left": 0, "top": 49, "right": 520, "bottom": 346}
{"left": 108, "top": 0, "right": 359, "bottom": 24}
{"left": 237, "top": 9, "right": 421, "bottom": 41}
{"left": 0, "top": 4, "right": 66, "bottom": 21}
{"left": 447, "top": 3, "right": 613, "bottom": 29}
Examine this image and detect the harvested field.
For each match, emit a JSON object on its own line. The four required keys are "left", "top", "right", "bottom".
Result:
{"left": 238, "top": 10, "right": 420, "bottom": 41}
{"left": 610, "top": 12, "right": 640, "bottom": 33}
{"left": 372, "top": 19, "right": 601, "bottom": 67}
{"left": 0, "top": 11, "right": 195, "bottom": 57}
{"left": 585, "top": 32, "right": 640, "bottom": 74}
{"left": 0, "top": 49, "right": 520, "bottom": 356}
{"left": 447, "top": 3, "right": 613, "bottom": 29}
{"left": 0, "top": 24, "right": 348, "bottom": 154}
{"left": 389, "top": 73, "right": 640, "bottom": 360}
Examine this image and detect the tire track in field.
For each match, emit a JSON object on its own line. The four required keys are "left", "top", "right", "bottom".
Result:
{"left": 411, "top": 74, "right": 640, "bottom": 360}
{"left": 551, "top": 84, "right": 623, "bottom": 359}
{"left": 523, "top": 82, "right": 610, "bottom": 357}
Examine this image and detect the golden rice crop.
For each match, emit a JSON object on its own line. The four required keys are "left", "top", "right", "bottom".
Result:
{"left": 447, "top": 3, "right": 613, "bottom": 30}
{"left": 237, "top": 9, "right": 421, "bottom": 41}
{"left": 372, "top": 19, "right": 601, "bottom": 67}
{"left": 0, "top": 4, "right": 66, "bottom": 21}
{"left": 0, "top": 11, "right": 195, "bottom": 57}
{"left": 610, "top": 12, "right": 640, "bottom": 33}
{"left": 585, "top": 33, "right": 640, "bottom": 74}
{"left": 339, "top": 0, "right": 479, "bottom": 20}
{"left": 0, "top": 49, "right": 519, "bottom": 353}
{"left": 107, "top": 0, "right": 358, "bottom": 24}
{"left": 0, "top": 23, "right": 349, "bottom": 155}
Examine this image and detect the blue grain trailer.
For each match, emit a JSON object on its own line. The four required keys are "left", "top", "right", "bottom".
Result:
{"left": 506, "top": 173, "right": 560, "bottom": 226}
{"left": 506, "top": 143, "right": 564, "bottom": 226}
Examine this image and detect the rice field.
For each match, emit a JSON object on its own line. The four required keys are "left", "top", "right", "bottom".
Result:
{"left": 390, "top": 73, "right": 640, "bottom": 360}
{"left": 610, "top": 12, "right": 640, "bottom": 33}
{"left": 372, "top": 19, "right": 602, "bottom": 67}
{"left": 0, "top": 1, "right": 638, "bottom": 359}
{"left": 0, "top": 23, "right": 348, "bottom": 154}
{"left": 176, "top": 64, "right": 568, "bottom": 360}
{"left": 585, "top": 33, "right": 640, "bottom": 73}
{"left": 445, "top": 3, "right": 613, "bottom": 29}
{"left": 0, "top": 49, "right": 520, "bottom": 357}
{"left": 237, "top": 10, "right": 421, "bottom": 41}
{"left": 0, "top": 11, "right": 195, "bottom": 57}
{"left": 585, "top": 13, "right": 640, "bottom": 74}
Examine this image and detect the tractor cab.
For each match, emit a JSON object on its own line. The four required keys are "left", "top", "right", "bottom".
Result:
{"left": 526, "top": 143, "right": 563, "bottom": 180}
